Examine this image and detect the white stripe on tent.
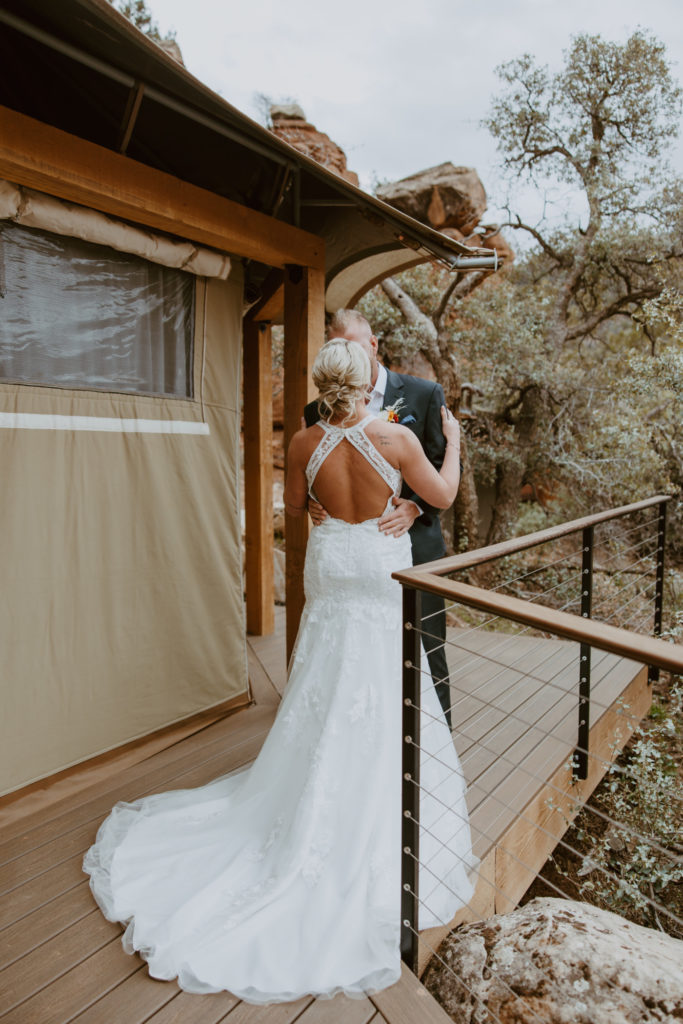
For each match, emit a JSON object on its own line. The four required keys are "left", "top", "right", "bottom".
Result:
{"left": 0, "top": 412, "right": 210, "bottom": 434}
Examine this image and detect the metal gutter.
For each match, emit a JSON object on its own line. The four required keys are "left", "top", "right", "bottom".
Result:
{"left": 0, "top": 3, "right": 499, "bottom": 271}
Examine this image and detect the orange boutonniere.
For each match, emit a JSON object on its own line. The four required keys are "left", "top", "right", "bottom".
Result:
{"left": 379, "top": 399, "right": 405, "bottom": 423}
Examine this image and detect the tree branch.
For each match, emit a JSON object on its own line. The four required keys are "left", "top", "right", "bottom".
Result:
{"left": 499, "top": 216, "right": 568, "bottom": 266}
{"left": 565, "top": 286, "right": 662, "bottom": 341}
{"left": 380, "top": 277, "right": 438, "bottom": 344}
{"left": 433, "top": 271, "right": 487, "bottom": 328}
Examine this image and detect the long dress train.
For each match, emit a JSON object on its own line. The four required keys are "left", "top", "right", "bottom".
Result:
{"left": 83, "top": 415, "right": 476, "bottom": 1003}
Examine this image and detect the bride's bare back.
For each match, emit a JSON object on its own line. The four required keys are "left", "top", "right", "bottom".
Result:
{"left": 308, "top": 428, "right": 396, "bottom": 523}
{"left": 285, "top": 409, "right": 460, "bottom": 526}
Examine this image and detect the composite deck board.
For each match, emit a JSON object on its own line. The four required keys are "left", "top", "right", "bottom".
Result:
{"left": 217, "top": 996, "right": 314, "bottom": 1023}
{"left": 0, "top": 881, "right": 94, "bottom": 969}
{"left": 369, "top": 964, "right": 452, "bottom": 1024}
{"left": 0, "top": 910, "right": 119, "bottom": 1015}
{"left": 0, "top": 935, "right": 136, "bottom": 1024}
{"left": 68, "top": 966, "right": 184, "bottom": 1023}
{"left": 247, "top": 617, "right": 288, "bottom": 698}
{"left": 127, "top": 989, "right": 242, "bottom": 1024}
{"left": 0, "top": 706, "right": 276, "bottom": 881}
{"left": 0, "top": 705, "right": 275, "bottom": 853}
{"left": 0, "top": 608, "right": 645, "bottom": 1023}
{"left": 295, "top": 997, "right": 377, "bottom": 1023}
{"left": 0, "top": 854, "right": 85, "bottom": 931}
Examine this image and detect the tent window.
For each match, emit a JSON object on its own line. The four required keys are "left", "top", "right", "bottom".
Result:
{"left": 0, "top": 221, "right": 195, "bottom": 397}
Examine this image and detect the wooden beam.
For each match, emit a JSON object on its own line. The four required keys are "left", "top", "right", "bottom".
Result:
{"left": 246, "top": 268, "right": 285, "bottom": 323}
{"left": 117, "top": 81, "right": 145, "bottom": 154}
{"left": 243, "top": 319, "right": 275, "bottom": 636}
{"left": 0, "top": 106, "right": 324, "bottom": 270}
{"left": 284, "top": 264, "right": 325, "bottom": 660}
{"left": 391, "top": 575, "right": 683, "bottom": 675}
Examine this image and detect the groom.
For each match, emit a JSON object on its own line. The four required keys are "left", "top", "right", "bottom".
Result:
{"left": 303, "top": 309, "right": 453, "bottom": 728}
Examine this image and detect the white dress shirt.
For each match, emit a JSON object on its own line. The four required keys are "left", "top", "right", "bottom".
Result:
{"left": 367, "top": 364, "right": 422, "bottom": 518}
{"left": 367, "top": 363, "right": 387, "bottom": 415}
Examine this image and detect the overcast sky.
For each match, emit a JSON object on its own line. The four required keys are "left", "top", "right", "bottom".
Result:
{"left": 150, "top": 0, "right": 683, "bottom": 229}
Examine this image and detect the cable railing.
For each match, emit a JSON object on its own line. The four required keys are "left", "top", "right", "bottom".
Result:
{"left": 393, "top": 494, "right": 682, "bottom": 1011}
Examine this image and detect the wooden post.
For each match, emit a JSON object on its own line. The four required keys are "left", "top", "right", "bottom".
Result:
{"left": 243, "top": 318, "right": 274, "bottom": 636}
{"left": 284, "top": 264, "right": 325, "bottom": 660}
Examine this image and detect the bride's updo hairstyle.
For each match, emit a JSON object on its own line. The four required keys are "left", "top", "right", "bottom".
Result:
{"left": 312, "top": 338, "right": 371, "bottom": 424}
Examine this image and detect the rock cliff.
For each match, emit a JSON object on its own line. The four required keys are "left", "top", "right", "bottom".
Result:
{"left": 269, "top": 104, "right": 359, "bottom": 186}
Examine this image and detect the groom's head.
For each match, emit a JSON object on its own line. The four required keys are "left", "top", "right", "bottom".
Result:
{"left": 327, "top": 309, "right": 379, "bottom": 385}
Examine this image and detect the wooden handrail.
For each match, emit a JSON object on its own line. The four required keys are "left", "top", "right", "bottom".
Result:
{"left": 396, "top": 494, "right": 672, "bottom": 579}
{"left": 391, "top": 573, "right": 683, "bottom": 675}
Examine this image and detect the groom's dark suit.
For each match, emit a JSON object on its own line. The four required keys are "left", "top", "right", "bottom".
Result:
{"left": 304, "top": 369, "right": 452, "bottom": 727}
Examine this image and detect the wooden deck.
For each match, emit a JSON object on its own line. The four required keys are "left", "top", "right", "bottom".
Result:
{"left": 0, "top": 609, "right": 650, "bottom": 1021}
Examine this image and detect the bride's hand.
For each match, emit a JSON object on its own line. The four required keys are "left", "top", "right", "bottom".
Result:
{"left": 441, "top": 406, "right": 460, "bottom": 448}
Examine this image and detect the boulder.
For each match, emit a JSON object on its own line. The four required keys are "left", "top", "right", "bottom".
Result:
{"left": 422, "top": 897, "right": 683, "bottom": 1024}
{"left": 269, "top": 102, "right": 306, "bottom": 121}
{"left": 270, "top": 107, "right": 359, "bottom": 186}
{"left": 157, "top": 38, "right": 184, "bottom": 65}
{"left": 376, "top": 163, "right": 487, "bottom": 235}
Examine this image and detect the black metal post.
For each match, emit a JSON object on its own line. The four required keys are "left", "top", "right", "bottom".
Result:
{"left": 574, "top": 525, "right": 593, "bottom": 780}
{"left": 400, "top": 585, "right": 421, "bottom": 973}
{"left": 649, "top": 500, "right": 668, "bottom": 685}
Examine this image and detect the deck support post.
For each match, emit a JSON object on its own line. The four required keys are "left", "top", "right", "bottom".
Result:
{"left": 283, "top": 264, "right": 325, "bottom": 661}
{"left": 649, "top": 500, "right": 667, "bottom": 686}
{"left": 400, "top": 585, "right": 422, "bottom": 974}
{"left": 574, "top": 525, "right": 593, "bottom": 780}
{"left": 243, "top": 318, "right": 275, "bottom": 636}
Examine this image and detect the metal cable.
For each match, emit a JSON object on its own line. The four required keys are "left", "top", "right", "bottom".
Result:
{"left": 591, "top": 570, "right": 656, "bottom": 616}
{"left": 425, "top": 668, "right": 682, "bottom": 824}
{"left": 401, "top": 918, "right": 508, "bottom": 1024}
{"left": 490, "top": 548, "right": 581, "bottom": 591}
{"left": 412, "top": 628, "right": 640, "bottom": 728}
{"left": 598, "top": 585, "right": 657, "bottom": 626}
{"left": 408, "top": 737, "right": 683, "bottom": 882}
{"left": 408, "top": 769, "right": 683, "bottom": 932}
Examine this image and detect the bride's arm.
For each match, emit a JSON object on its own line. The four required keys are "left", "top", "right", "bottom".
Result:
{"left": 398, "top": 408, "right": 460, "bottom": 509}
{"left": 283, "top": 431, "right": 309, "bottom": 518}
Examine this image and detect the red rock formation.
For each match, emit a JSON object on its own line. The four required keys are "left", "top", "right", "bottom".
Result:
{"left": 377, "top": 163, "right": 513, "bottom": 264}
{"left": 269, "top": 104, "right": 359, "bottom": 186}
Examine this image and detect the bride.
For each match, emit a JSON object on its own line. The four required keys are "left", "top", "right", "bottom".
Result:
{"left": 83, "top": 338, "right": 475, "bottom": 1004}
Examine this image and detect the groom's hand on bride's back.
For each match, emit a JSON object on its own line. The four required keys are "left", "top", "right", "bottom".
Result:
{"left": 378, "top": 497, "right": 421, "bottom": 538}
{"left": 308, "top": 498, "right": 328, "bottom": 526}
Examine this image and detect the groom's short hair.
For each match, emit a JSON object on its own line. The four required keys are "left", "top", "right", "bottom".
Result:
{"left": 327, "top": 308, "right": 372, "bottom": 340}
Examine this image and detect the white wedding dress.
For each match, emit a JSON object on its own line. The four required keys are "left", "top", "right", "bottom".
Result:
{"left": 83, "top": 414, "right": 475, "bottom": 1003}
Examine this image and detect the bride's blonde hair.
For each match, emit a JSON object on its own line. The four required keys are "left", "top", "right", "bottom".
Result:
{"left": 312, "top": 339, "right": 371, "bottom": 424}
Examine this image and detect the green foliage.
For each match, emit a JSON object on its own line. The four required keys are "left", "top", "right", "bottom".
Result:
{"left": 363, "top": 31, "right": 683, "bottom": 551}
{"left": 552, "top": 681, "right": 683, "bottom": 936}
{"left": 109, "top": 0, "right": 175, "bottom": 43}
{"left": 486, "top": 32, "right": 681, "bottom": 197}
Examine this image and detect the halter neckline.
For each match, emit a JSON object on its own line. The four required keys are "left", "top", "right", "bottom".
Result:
{"left": 305, "top": 413, "right": 401, "bottom": 510}
{"left": 320, "top": 414, "right": 374, "bottom": 433}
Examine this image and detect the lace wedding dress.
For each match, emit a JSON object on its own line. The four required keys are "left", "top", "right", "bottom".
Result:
{"left": 83, "top": 415, "right": 476, "bottom": 1003}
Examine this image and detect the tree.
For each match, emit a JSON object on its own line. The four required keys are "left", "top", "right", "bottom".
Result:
{"left": 109, "top": 0, "right": 176, "bottom": 44}
{"left": 362, "top": 32, "right": 683, "bottom": 552}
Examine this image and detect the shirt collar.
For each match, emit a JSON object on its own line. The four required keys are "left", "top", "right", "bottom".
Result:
{"left": 373, "top": 362, "right": 387, "bottom": 397}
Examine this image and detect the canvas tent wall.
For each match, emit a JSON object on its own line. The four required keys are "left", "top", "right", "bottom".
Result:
{"left": 0, "top": 0, "right": 496, "bottom": 796}
{"left": 0, "top": 185, "right": 248, "bottom": 795}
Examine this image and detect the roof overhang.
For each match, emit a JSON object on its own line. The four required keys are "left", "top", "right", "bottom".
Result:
{"left": 0, "top": 0, "right": 498, "bottom": 310}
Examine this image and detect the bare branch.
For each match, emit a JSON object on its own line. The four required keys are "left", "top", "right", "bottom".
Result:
{"left": 434, "top": 271, "right": 487, "bottom": 328}
{"left": 380, "top": 277, "right": 438, "bottom": 344}
{"left": 566, "top": 286, "right": 662, "bottom": 340}
{"left": 498, "top": 216, "right": 569, "bottom": 266}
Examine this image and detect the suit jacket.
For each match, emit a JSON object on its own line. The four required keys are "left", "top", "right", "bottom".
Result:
{"left": 303, "top": 369, "right": 447, "bottom": 565}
